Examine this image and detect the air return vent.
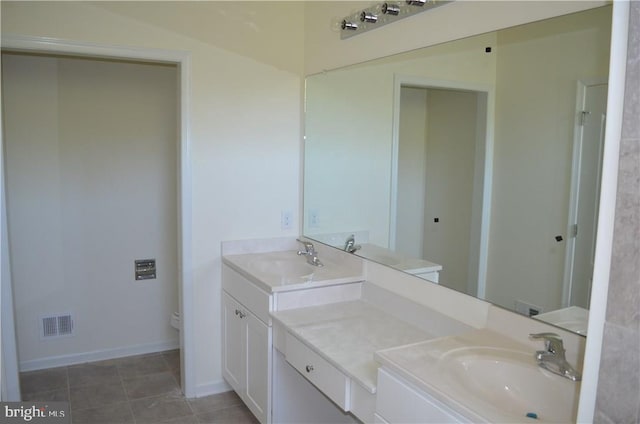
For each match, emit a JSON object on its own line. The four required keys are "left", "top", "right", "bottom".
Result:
{"left": 41, "top": 314, "right": 74, "bottom": 339}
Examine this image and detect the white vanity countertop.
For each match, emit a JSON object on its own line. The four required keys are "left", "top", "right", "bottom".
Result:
{"left": 223, "top": 250, "right": 364, "bottom": 293}
{"left": 271, "top": 300, "right": 435, "bottom": 393}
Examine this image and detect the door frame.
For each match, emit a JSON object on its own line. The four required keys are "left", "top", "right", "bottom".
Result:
{"left": 561, "top": 78, "right": 608, "bottom": 308}
{"left": 0, "top": 34, "right": 196, "bottom": 397}
{"left": 389, "top": 74, "right": 495, "bottom": 298}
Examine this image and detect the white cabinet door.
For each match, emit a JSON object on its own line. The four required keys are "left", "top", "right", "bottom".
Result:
{"left": 222, "top": 292, "right": 245, "bottom": 393}
{"left": 223, "top": 291, "right": 271, "bottom": 424}
{"left": 246, "top": 313, "right": 270, "bottom": 424}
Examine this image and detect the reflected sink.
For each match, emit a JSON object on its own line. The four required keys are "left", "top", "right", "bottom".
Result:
{"left": 362, "top": 253, "right": 402, "bottom": 267}
{"left": 439, "top": 347, "right": 579, "bottom": 422}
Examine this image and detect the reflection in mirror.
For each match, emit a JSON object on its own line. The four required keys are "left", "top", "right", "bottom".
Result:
{"left": 303, "top": 6, "right": 612, "bottom": 335}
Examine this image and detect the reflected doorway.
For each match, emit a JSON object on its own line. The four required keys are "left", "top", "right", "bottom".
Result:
{"left": 563, "top": 80, "right": 608, "bottom": 309}
{"left": 390, "top": 78, "right": 492, "bottom": 297}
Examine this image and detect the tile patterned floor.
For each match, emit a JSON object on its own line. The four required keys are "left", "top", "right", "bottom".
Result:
{"left": 19, "top": 350, "right": 258, "bottom": 424}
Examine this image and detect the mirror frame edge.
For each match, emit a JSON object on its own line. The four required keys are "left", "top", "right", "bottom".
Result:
{"left": 576, "top": 0, "right": 629, "bottom": 421}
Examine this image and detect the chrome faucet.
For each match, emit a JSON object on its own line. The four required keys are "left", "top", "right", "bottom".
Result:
{"left": 296, "top": 239, "right": 323, "bottom": 267}
{"left": 343, "top": 234, "right": 361, "bottom": 253}
{"left": 530, "top": 332, "right": 581, "bottom": 381}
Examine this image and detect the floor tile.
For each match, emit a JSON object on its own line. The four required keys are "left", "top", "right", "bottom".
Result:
{"left": 162, "top": 349, "right": 180, "bottom": 370}
{"left": 163, "top": 414, "right": 200, "bottom": 423}
{"left": 188, "top": 391, "right": 243, "bottom": 415}
{"left": 130, "top": 393, "right": 193, "bottom": 423}
{"left": 20, "top": 367, "right": 68, "bottom": 395}
{"left": 116, "top": 353, "right": 169, "bottom": 380}
{"left": 67, "top": 362, "right": 120, "bottom": 388}
{"left": 18, "top": 351, "right": 258, "bottom": 424}
{"left": 21, "top": 387, "right": 69, "bottom": 402}
{"left": 69, "top": 381, "right": 127, "bottom": 410}
{"left": 70, "top": 401, "right": 134, "bottom": 424}
{"left": 122, "top": 371, "right": 181, "bottom": 399}
{"left": 197, "top": 404, "right": 259, "bottom": 424}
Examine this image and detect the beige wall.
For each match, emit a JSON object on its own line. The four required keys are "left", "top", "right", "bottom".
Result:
{"left": 3, "top": 53, "right": 179, "bottom": 367}
{"left": 304, "top": 31, "right": 497, "bottom": 246}
{"left": 486, "top": 6, "right": 612, "bottom": 313}
{"left": 396, "top": 87, "right": 428, "bottom": 257}
{"left": 423, "top": 89, "right": 478, "bottom": 293}
{"left": 2, "top": 1, "right": 303, "bottom": 394}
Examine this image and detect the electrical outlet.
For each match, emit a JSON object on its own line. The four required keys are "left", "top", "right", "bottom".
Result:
{"left": 281, "top": 210, "right": 293, "bottom": 230}
{"left": 309, "top": 209, "right": 320, "bottom": 227}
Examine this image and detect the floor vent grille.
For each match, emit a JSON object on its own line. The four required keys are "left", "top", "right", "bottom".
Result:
{"left": 41, "top": 314, "right": 74, "bottom": 339}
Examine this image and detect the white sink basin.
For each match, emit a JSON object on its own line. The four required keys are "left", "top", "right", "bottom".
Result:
{"left": 249, "top": 257, "right": 315, "bottom": 280}
{"left": 439, "top": 346, "right": 579, "bottom": 422}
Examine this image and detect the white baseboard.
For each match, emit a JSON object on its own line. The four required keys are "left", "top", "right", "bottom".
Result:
{"left": 19, "top": 339, "right": 180, "bottom": 372}
{"left": 194, "top": 379, "right": 232, "bottom": 398}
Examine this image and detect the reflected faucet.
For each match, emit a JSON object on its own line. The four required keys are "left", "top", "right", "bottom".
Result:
{"left": 296, "top": 239, "right": 323, "bottom": 267}
{"left": 343, "top": 234, "right": 361, "bottom": 253}
{"left": 529, "top": 333, "right": 581, "bottom": 381}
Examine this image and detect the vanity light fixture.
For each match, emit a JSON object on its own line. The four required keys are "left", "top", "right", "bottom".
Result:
{"left": 340, "top": 0, "right": 451, "bottom": 39}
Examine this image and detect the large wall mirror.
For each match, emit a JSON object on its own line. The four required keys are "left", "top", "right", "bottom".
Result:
{"left": 303, "top": 5, "right": 612, "bottom": 336}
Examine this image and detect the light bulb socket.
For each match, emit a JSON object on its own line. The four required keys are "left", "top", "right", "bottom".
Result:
{"left": 360, "top": 11, "right": 378, "bottom": 23}
{"left": 341, "top": 20, "right": 359, "bottom": 30}
{"left": 381, "top": 3, "right": 400, "bottom": 15}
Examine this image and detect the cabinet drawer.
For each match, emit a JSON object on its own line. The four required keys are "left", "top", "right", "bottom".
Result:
{"left": 223, "top": 265, "right": 272, "bottom": 324}
{"left": 285, "top": 332, "right": 351, "bottom": 411}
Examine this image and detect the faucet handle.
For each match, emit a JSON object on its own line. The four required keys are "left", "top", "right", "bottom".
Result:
{"left": 296, "top": 238, "right": 315, "bottom": 255}
{"left": 296, "top": 238, "right": 313, "bottom": 249}
{"left": 530, "top": 332, "right": 565, "bottom": 355}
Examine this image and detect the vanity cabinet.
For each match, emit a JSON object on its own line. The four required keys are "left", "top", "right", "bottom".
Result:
{"left": 222, "top": 266, "right": 272, "bottom": 424}
{"left": 221, "top": 247, "right": 364, "bottom": 424}
{"left": 375, "top": 368, "right": 468, "bottom": 423}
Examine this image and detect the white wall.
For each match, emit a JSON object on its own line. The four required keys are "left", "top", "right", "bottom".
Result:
{"left": 3, "top": 53, "right": 179, "bottom": 368}
{"left": 486, "top": 6, "right": 612, "bottom": 313}
{"left": 1, "top": 1, "right": 303, "bottom": 394}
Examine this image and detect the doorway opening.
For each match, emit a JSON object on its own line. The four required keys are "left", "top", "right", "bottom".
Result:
{"left": 1, "top": 37, "right": 193, "bottom": 398}
{"left": 562, "top": 80, "right": 608, "bottom": 309}
{"left": 2, "top": 50, "right": 180, "bottom": 383}
{"left": 390, "top": 76, "right": 494, "bottom": 298}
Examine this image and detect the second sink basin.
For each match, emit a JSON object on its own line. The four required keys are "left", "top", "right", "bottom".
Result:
{"left": 439, "top": 346, "right": 579, "bottom": 423}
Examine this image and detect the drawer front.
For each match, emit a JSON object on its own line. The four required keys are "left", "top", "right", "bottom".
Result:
{"left": 223, "top": 265, "right": 271, "bottom": 324}
{"left": 285, "top": 332, "right": 351, "bottom": 411}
